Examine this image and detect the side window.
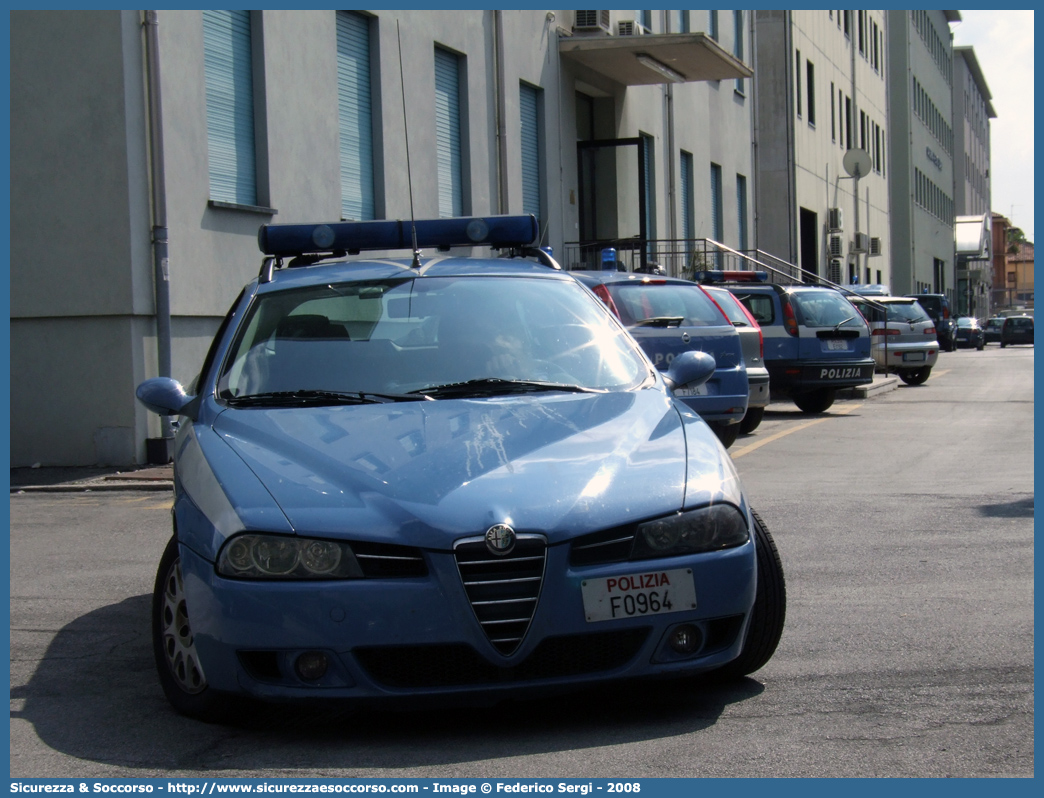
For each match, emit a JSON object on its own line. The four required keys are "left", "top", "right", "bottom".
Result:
{"left": 736, "top": 294, "right": 774, "bottom": 325}
{"left": 192, "top": 288, "right": 247, "bottom": 394}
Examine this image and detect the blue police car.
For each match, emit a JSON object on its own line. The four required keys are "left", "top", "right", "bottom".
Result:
{"left": 699, "top": 271, "right": 874, "bottom": 414}
{"left": 572, "top": 272, "right": 749, "bottom": 449}
{"left": 137, "top": 216, "right": 785, "bottom": 721}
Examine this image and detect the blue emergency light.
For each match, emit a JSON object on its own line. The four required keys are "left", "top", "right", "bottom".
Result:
{"left": 694, "top": 270, "right": 768, "bottom": 284}
{"left": 257, "top": 215, "right": 538, "bottom": 258}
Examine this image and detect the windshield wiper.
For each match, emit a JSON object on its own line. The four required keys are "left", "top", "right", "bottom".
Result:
{"left": 225, "top": 390, "right": 432, "bottom": 407}
{"left": 634, "top": 316, "right": 685, "bottom": 328}
{"left": 833, "top": 316, "right": 856, "bottom": 333}
{"left": 410, "top": 378, "right": 596, "bottom": 399}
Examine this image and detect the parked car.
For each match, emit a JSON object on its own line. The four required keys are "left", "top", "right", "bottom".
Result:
{"left": 983, "top": 317, "right": 1005, "bottom": 344}
{"left": 904, "top": 293, "right": 956, "bottom": 351}
{"left": 954, "top": 316, "right": 986, "bottom": 350}
{"left": 702, "top": 285, "right": 770, "bottom": 434}
{"left": 1001, "top": 315, "right": 1034, "bottom": 347}
{"left": 699, "top": 271, "right": 874, "bottom": 414}
{"left": 135, "top": 215, "right": 785, "bottom": 722}
{"left": 573, "top": 272, "right": 749, "bottom": 448}
{"left": 848, "top": 295, "right": 939, "bottom": 385}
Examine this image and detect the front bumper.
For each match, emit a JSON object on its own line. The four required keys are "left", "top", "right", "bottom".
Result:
{"left": 178, "top": 535, "right": 756, "bottom": 702}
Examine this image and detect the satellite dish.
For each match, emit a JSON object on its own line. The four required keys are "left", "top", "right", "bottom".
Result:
{"left": 843, "top": 148, "right": 873, "bottom": 178}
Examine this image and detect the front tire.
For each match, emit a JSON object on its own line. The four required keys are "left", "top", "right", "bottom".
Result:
{"left": 712, "top": 421, "right": 740, "bottom": 449}
{"left": 739, "top": 406, "right": 765, "bottom": 434}
{"left": 898, "top": 366, "right": 931, "bottom": 386}
{"left": 153, "top": 536, "right": 232, "bottom": 723}
{"left": 793, "top": 388, "right": 836, "bottom": 413}
{"left": 713, "top": 509, "right": 786, "bottom": 679}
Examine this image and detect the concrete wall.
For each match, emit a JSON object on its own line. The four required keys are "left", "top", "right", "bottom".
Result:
{"left": 10, "top": 10, "right": 154, "bottom": 466}
{"left": 755, "top": 10, "right": 891, "bottom": 284}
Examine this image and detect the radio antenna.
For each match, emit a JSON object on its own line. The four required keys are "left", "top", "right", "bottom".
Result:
{"left": 396, "top": 20, "right": 421, "bottom": 269}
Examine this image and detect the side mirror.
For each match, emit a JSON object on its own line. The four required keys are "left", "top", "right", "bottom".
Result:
{"left": 136, "top": 377, "right": 195, "bottom": 418}
{"left": 663, "top": 350, "right": 716, "bottom": 392}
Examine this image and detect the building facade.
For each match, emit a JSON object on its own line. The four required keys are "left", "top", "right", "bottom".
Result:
{"left": 10, "top": 9, "right": 752, "bottom": 466}
{"left": 753, "top": 10, "right": 891, "bottom": 288}
{"left": 952, "top": 46, "right": 996, "bottom": 318}
{"left": 886, "top": 9, "right": 961, "bottom": 299}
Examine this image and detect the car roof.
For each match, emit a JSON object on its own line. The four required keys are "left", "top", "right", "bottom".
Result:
{"left": 256, "top": 255, "right": 571, "bottom": 294}
{"left": 250, "top": 213, "right": 571, "bottom": 294}
{"left": 571, "top": 272, "right": 700, "bottom": 288}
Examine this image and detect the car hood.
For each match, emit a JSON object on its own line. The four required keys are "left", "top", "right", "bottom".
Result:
{"left": 211, "top": 390, "right": 717, "bottom": 549}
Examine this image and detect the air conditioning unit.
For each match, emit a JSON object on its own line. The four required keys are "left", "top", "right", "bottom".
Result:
{"left": 828, "top": 207, "right": 844, "bottom": 231}
{"left": 573, "top": 10, "right": 611, "bottom": 33}
{"left": 851, "top": 232, "right": 870, "bottom": 253}
{"left": 828, "top": 259, "right": 843, "bottom": 283}
{"left": 617, "top": 19, "right": 644, "bottom": 35}
{"left": 828, "top": 235, "right": 843, "bottom": 257}
{"left": 869, "top": 237, "right": 882, "bottom": 256}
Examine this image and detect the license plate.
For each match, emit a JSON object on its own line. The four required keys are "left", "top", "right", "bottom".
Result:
{"left": 903, "top": 352, "right": 926, "bottom": 362}
{"left": 825, "top": 338, "right": 848, "bottom": 351}
{"left": 674, "top": 382, "right": 708, "bottom": 396}
{"left": 581, "top": 568, "right": 697, "bottom": 622}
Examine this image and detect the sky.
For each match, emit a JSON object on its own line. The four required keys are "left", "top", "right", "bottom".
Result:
{"left": 951, "top": 9, "right": 1035, "bottom": 243}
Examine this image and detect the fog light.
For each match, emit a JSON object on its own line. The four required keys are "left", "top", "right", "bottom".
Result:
{"left": 668, "top": 624, "right": 702, "bottom": 655}
{"left": 294, "top": 651, "right": 329, "bottom": 681}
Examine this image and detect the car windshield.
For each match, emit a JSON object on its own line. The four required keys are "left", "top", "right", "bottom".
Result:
{"left": 606, "top": 282, "right": 728, "bottom": 327}
{"left": 216, "top": 275, "right": 651, "bottom": 401}
{"left": 886, "top": 301, "right": 931, "bottom": 324}
{"left": 912, "top": 296, "right": 943, "bottom": 316}
{"left": 790, "top": 290, "right": 865, "bottom": 328}
{"left": 956, "top": 317, "right": 977, "bottom": 328}
{"left": 704, "top": 288, "right": 751, "bottom": 326}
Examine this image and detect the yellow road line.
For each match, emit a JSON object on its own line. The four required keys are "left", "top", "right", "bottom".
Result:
{"left": 730, "top": 403, "right": 861, "bottom": 459}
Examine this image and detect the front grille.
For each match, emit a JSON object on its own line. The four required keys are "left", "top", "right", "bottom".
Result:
{"left": 352, "top": 541, "right": 427, "bottom": 578}
{"left": 569, "top": 524, "right": 637, "bottom": 566}
{"left": 353, "top": 628, "right": 651, "bottom": 688}
{"left": 454, "top": 535, "right": 546, "bottom": 655}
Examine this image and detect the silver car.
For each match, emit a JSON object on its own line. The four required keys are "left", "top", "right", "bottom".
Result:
{"left": 849, "top": 296, "right": 939, "bottom": 385}
{"left": 704, "top": 285, "right": 770, "bottom": 433}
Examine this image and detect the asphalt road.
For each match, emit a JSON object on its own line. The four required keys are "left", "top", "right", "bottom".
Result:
{"left": 9, "top": 344, "right": 1034, "bottom": 778}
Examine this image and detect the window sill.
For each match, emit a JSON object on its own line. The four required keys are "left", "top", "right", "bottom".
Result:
{"left": 208, "top": 199, "right": 278, "bottom": 215}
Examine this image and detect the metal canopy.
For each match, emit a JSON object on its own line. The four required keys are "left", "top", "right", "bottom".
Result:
{"left": 955, "top": 214, "right": 991, "bottom": 260}
{"left": 559, "top": 32, "right": 753, "bottom": 86}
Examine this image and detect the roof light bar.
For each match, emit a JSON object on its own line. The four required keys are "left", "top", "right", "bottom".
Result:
{"left": 694, "top": 270, "right": 769, "bottom": 284}
{"left": 257, "top": 215, "right": 539, "bottom": 258}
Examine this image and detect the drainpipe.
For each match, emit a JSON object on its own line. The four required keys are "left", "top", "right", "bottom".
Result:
{"left": 663, "top": 11, "right": 676, "bottom": 274}
{"left": 144, "top": 10, "right": 173, "bottom": 462}
{"left": 493, "top": 10, "right": 509, "bottom": 214}
{"left": 850, "top": 16, "right": 861, "bottom": 284}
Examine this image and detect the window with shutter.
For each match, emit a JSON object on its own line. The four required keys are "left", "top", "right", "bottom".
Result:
{"left": 519, "top": 83, "right": 541, "bottom": 222}
{"left": 434, "top": 48, "right": 463, "bottom": 218}
{"left": 337, "top": 12, "right": 375, "bottom": 221}
{"left": 203, "top": 10, "right": 257, "bottom": 206}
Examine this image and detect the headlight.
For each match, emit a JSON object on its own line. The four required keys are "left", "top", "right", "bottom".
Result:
{"left": 631, "top": 504, "right": 749, "bottom": 560}
{"left": 217, "top": 534, "right": 364, "bottom": 579}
